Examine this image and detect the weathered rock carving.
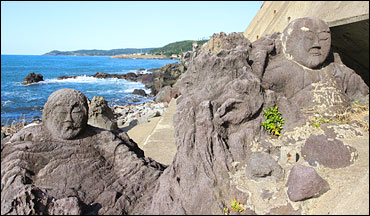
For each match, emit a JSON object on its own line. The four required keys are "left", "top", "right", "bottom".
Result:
{"left": 2, "top": 17, "right": 369, "bottom": 215}
{"left": 1, "top": 88, "right": 166, "bottom": 215}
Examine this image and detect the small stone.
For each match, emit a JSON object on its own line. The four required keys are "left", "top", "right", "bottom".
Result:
{"left": 245, "top": 152, "right": 284, "bottom": 181}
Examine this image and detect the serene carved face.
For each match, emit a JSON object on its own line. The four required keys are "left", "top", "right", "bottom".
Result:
{"left": 282, "top": 17, "right": 331, "bottom": 69}
{"left": 43, "top": 89, "right": 88, "bottom": 140}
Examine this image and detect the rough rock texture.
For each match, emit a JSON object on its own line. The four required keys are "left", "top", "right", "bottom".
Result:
{"left": 150, "top": 62, "right": 186, "bottom": 96}
{"left": 132, "top": 89, "right": 147, "bottom": 97}
{"left": 47, "top": 197, "right": 81, "bottom": 215}
{"left": 286, "top": 164, "right": 330, "bottom": 202}
{"left": 22, "top": 72, "right": 44, "bottom": 85}
{"left": 301, "top": 134, "right": 358, "bottom": 168}
{"left": 88, "top": 96, "right": 118, "bottom": 130}
{"left": 245, "top": 152, "right": 284, "bottom": 181}
{"left": 154, "top": 86, "right": 173, "bottom": 103}
{"left": 135, "top": 18, "right": 368, "bottom": 214}
{"left": 1, "top": 89, "right": 166, "bottom": 215}
{"left": 113, "top": 102, "right": 166, "bottom": 126}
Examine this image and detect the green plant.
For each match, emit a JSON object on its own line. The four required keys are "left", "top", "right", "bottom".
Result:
{"left": 312, "top": 122, "right": 321, "bottom": 128}
{"left": 261, "top": 106, "right": 285, "bottom": 136}
{"left": 223, "top": 198, "right": 244, "bottom": 215}
{"left": 310, "top": 116, "right": 332, "bottom": 128}
{"left": 354, "top": 100, "right": 360, "bottom": 104}
{"left": 231, "top": 198, "right": 244, "bottom": 212}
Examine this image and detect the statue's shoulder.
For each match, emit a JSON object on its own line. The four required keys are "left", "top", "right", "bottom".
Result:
{"left": 9, "top": 124, "right": 49, "bottom": 143}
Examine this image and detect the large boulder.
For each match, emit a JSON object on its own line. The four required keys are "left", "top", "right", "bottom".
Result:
{"left": 154, "top": 86, "right": 173, "bottom": 103}
{"left": 301, "top": 134, "right": 358, "bottom": 168}
{"left": 132, "top": 89, "right": 147, "bottom": 97}
{"left": 22, "top": 72, "right": 44, "bottom": 85}
{"left": 88, "top": 96, "right": 118, "bottom": 130}
{"left": 286, "top": 164, "right": 330, "bottom": 202}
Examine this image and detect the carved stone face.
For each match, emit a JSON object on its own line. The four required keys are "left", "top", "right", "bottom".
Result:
{"left": 282, "top": 17, "right": 331, "bottom": 69}
{"left": 43, "top": 89, "right": 88, "bottom": 140}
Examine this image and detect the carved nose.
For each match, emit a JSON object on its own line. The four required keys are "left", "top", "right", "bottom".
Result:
{"left": 64, "top": 112, "right": 73, "bottom": 122}
{"left": 312, "top": 36, "right": 321, "bottom": 48}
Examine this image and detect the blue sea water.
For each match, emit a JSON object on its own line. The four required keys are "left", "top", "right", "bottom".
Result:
{"left": 1, "top": 55, "right": 178, "bottom": 126}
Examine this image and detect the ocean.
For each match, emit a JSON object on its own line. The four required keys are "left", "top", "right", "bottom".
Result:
{"left": 1, "top": 55, "right": 178, "bottom": 126}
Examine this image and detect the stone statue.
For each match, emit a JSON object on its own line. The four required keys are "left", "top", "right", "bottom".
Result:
{"left": 281, "top": 17, "right": 331, "bottom": 69}
{"left": 1, "top": 88, "right": 165, "bottom": 215}
{"left": 251, "top": 17, "right": 368, "bottom": 119}
{"left": 42, "top": 88, "right": 89, "bottom": 140}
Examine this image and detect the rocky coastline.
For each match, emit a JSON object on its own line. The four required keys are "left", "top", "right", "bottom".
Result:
{"left": 110, "top": 54, "right": 178, "bottom": 60}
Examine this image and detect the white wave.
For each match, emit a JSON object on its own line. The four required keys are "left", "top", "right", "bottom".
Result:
{"left": 42, "top": 76, "right": 137, "bottom": 85}
{"left": 124, "top": 88, "right": 151, "bottom": 94}
{"left": 1, "top": 100, "right": 13, "bottom": 106}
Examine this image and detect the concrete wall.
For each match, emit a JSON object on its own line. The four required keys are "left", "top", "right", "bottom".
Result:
{"left": 243, "top": 1, "right": 369, "bottom": 41}
{"left": 243, "top": 1, "right": 369, "bottom": 86}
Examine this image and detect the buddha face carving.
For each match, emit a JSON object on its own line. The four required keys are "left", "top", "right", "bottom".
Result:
{"left": 43, "top": 89, "right": 88, "bottom": 140}
{"left": 282, "top": 17, "right": 331, "bottom": 69}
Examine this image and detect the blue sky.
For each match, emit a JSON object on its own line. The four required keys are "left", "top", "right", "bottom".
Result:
{"left": 1, "top": 1, "right": 263, "bottom": 55}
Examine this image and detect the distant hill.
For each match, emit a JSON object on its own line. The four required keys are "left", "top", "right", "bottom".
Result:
{"left": 44, "top": 39, "right": 210, "bottom": 56}
{"left": 148, "top": 40, "right": 209, "bottom": 56}
{"left": 44, "top": 48, "right": 156, "bottom": 56}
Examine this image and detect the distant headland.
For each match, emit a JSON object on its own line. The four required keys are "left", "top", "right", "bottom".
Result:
{"left": 43, "top": 39, "right": 209, "bottom": 58}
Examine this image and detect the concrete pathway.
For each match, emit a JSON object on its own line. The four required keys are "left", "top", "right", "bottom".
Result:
{"left": 124, "top": 99, "right": 177, "bottom": 165}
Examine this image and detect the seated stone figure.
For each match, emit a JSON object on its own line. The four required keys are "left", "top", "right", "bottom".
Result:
{"left": 1, "top": 88, "right": 165, "bottom": 215}
{"left": 251, "top": 17, "right": 368, "bottom": 119}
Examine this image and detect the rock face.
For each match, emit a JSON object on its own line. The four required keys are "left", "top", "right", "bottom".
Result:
{"left": 135, "top": 18, "right": 368, "bottom": 214}
{"left": 150, "top": 62, "right": 186, "bottom": 96}
{"left": 22, "top": 72, "right": 44, "bottom": 85}
{"left": 88, "top": 96, "right": 118, "bottom": 130}
{"left": 302, "top": 134, "right": 358, "bottom": 168}
{"left": 154, "top": 86, "right": 173, "bottom": 103}
{"left": 1, "top": 89, "right": 166, "bottom": 215}
{"left": 286, "top": 165, "right": 330, "bottom": 202}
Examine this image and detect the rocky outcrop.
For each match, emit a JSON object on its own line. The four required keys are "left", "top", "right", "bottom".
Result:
{"left": 134, "top": 18, "right": 368, "bottom": 214}
{"left": 22, "top": 72, "right": 44, "bottom": 85}
{"left": 132, "top": 89, "right": 147, "bottom": 97}
{"left": 88, "top": 96, "right": 118, "bottom": 130}
{"left": 150, "top": 62, "right": 186, "bottom": 96}
{"left": 57, "top": 72, "right": 144, "bottom": 83}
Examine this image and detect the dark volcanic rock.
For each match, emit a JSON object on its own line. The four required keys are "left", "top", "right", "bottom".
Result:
{"left": 301, "top": 134, "right": 358, "bottom": 168}
{"left": 88, "top": 96, "right": 118, "bottom": 130}
{"left": 245, "top": 152, "right": 284, "bottom": 181}
{"left": 22, "top": 72, "right": 44, "bottom": 85}
{"left": 286, "top": 164, "right": 330, "bottom": 202}
{"left": 132, "top": 89, "right": 147, "bottom": 97}
{"left": 1, "top": 88, "right": 166, "bottom": 215}
{"left": 151, "top": 62, "right": 186, "bottom": 96}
